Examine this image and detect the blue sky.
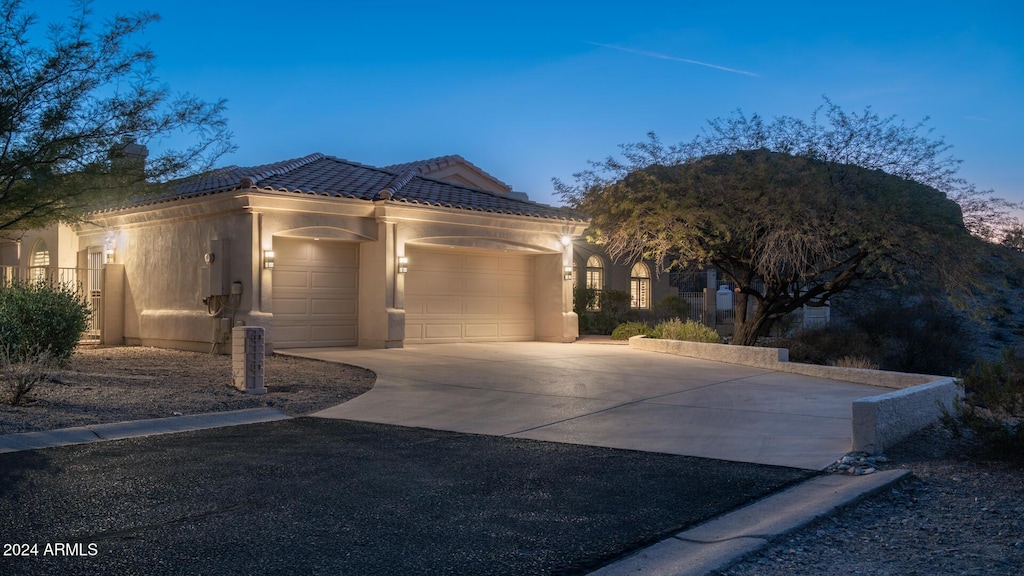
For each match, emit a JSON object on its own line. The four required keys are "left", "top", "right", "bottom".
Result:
{"left": 34, "top": 0, "right": 1024, "bottom": 208}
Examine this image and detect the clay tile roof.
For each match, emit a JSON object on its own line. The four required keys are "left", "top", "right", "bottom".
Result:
{"left": 133, "top": 153, "right": 584, "bottom": 222}
{"left": 381, "top": 154, "right": 512, "bottom": 193}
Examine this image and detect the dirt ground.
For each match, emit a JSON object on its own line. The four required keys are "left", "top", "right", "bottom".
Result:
{"left": 0, "top": 345, "right": 375, "bottom": 434}
{"left": 2, "top": 345, "right": 1022, "bottom": 574}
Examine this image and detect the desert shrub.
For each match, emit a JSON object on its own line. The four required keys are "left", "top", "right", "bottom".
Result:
{"left": 578, "top": 289, "right": 633, "bottom": 335}
{"left": 653, "top": 295, "right": 690, "bottom": 322}
{"left": 779, "top": 296, "right": 972, "bottom": 375}
{"left": 0, "top": 347, "right": 55, "bottom": 406}
{"left": 829, "top": 355, "right": 880, "bottom": 370}
{"left": 0, "top": 280, "right": 91, "bottom": 363}
{"left": 599, "top": 290, "right": 630, "bottom": 321}
{"left": 610, "top": 321, "right": 653, "bottom": 340}
{"left": 652, "top": 318, "right": 720, "bottom": 343}
{"left": 943, "top": 348, "right": 1024, "bottom": 460}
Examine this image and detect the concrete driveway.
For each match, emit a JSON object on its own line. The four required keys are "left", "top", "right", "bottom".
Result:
{"left": 283, "top": 341, "right": 882, "bottom": 470}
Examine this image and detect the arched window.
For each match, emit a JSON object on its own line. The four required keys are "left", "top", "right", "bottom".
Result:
{"left": 29, "top": 239, "right": 50, "bottom": 282}
{"left": 585, "top": 255, "right": 604, "bottom": 311}
{"left": 630, "top": 262, "right": 651, "bottom": 310}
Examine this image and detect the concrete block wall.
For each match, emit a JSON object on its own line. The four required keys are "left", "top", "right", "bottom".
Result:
{"left": 628, "top": 336, "right": 959, "bottom": 455}
{"left": 851, "top": 379, "right": 960, "bottom": 454}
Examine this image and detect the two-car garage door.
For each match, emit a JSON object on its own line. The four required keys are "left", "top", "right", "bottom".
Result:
{"left": 270, "top": 240, "right": 537, "bottom": 348}
{"left": 404, "top": 247, "right": 535, "bottom": 344}
{"left": 272, "top": 237, "right": 358, "bottom": 349}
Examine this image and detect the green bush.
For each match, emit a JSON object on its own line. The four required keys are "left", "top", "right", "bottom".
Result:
{"left": 652, "top": 318, "right": 721, "bottom": 343}
{"left": 943, "top": 348, "right": 1024, "bottom": 460}
{"left": 573, "top": 285, "right": 598, "bottom": 317}
{"left": 0, "top": 280, "right": 91, "bottom": 363}
{"left": 610, "top": 321, "right": 654, "bottom": 340}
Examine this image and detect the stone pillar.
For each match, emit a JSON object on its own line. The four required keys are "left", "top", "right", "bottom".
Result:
{"left": 232, "top": 326, "right": 266, "bottom": 394}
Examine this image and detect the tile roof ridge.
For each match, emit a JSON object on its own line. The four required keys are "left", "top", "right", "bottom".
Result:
{"left": 376, "top": 170, "right": 418, "bottom": 200}
{"left": 381, "top": 154, "right": 462, "bottom": 174}
{"left": 239, "top": 153, "right": 326, "bottom": 187}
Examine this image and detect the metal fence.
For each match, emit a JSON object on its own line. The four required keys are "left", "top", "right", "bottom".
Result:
{"left": 677, "top": 290, "right": 707, "bottom": 325}
{"left": 0, "top": 266, "right": 102, "bottom": 341}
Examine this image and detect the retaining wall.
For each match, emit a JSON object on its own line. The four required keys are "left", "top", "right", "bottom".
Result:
{"left": 627, "top": 336, "right": 960, "bottom": 455}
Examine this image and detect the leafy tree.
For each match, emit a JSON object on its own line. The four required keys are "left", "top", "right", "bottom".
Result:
{"left": 557, "top": 100, "right": 983, "bottom": 346}
{"left": 1001, "top": 225, "right": 1024, "bottom": 253}
{"left": 0, "top": 0, "right": 234, "bottom": 234}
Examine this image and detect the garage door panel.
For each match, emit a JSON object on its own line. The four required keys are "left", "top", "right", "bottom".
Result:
{"left": 499, "top": 256, "right": 534, "bottom": 273}
{"left": 310, "top": 297, "right": 356, "bottom": 315}
{"left": 311, "top": 270, "right": 357, "bottom": 290}
{"left": 311, "top": 324, "right": 356, "bottom": 344}
{"left": 415, "top": 271, "right": 463, "bottom": 293}
{"left": 273, "top": 270, "right": 312, "bottom": 289}
{"left": 464, "top": 298, "right": 500, "bottom": 315}
{"left": 273, "top": 297, "right": 310, "bottom": 316}
{"left": 500, "top": 323, "right": 534, "bottom": 338}
{"left": 500, "top": 299, "right": 534, "bottom": 316}
{"left": 464, "top": 255, "right": 500, "bottom": 272}
{"left": 465, "top": 276, "right": 500, "bottom": 293}
{"left": 423, "top": 298, "right": 463, "bottom": 315}
{"left": 417, "top": 251, "right": 464, "bottom": 270}
{"left": 405, "top": 247, "right": 534, "bottom": 344}
{"left": 464, "top": 323, "right": 499, "bottom": 338}
{"left": 499, "top": 276, "right": 533, "bottom": 294}
{"left": 424, "top": 324, "right": 463, "bottom": 340}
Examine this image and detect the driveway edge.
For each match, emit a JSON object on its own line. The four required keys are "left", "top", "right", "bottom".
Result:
{"left": 0, "top": 407, "right": 291, "bottom": 453}
{"left": 589, "top": 469, "right": 911, "bottom": 576}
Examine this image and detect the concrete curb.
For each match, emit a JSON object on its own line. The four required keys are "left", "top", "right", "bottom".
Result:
{"left": 0, "top": 407, "right": 291, "bottom": 453}
{"left": 589, "top": 469, "right": 911, "bottom": 576}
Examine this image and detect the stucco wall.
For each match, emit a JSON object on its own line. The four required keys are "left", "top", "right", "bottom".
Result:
{"left": 74, "top": 192, "right": 586, "bottom": 351}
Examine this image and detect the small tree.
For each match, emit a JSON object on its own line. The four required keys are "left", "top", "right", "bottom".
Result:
{"left": 0, "top": 0, "right": 234, "bottom": 233}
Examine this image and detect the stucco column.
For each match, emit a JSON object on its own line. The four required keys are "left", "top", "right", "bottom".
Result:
{"left": 100, "top": 263, "right": 125, "bottom": 346}
{"left": 358, "top": 219, "right": 405, "bottom": 348}
{"left": 534, "top": 252, "right": 578, "bottom": 343}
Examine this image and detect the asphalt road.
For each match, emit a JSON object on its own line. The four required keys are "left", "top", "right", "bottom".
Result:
{"left": 0, "top": 418, "right": 812, "bottom": 575}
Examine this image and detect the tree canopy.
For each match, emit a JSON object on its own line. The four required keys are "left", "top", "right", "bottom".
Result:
{"left": 0, "top": 0, "right": 234, "bottom": 234}
{"left": 557, "top": 100, "right": 987, "bottom": 345}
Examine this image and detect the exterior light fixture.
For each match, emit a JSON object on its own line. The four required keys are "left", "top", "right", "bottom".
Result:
{"left": 397, "top": 256, "right": 409, "bottom": 274}
{"left": 104, "top": 233, "right": 116, "bottom": 264}
{"left": 263, "top": 250, "right": 275, "bottom": 269}
{"left": 563, "top": 265, "right": 573, "bottom": 280}
{"left": 559, "top": 235, "right": 572, "bottom": 247}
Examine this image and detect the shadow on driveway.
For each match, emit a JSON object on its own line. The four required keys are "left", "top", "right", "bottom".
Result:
{"left": 0, "top": 418, "right": 812, "bottom": 575}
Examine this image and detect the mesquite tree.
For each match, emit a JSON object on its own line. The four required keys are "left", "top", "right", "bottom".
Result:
{"left": 557, "top": 100, "right": 986, "bottom": 345}
{"left": 0, "top": 0, "right": 234, "bottom": 233}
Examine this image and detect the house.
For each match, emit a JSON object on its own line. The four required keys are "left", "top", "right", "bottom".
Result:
{"left": 0, "top": 153, "right": 588, "bottom": 352}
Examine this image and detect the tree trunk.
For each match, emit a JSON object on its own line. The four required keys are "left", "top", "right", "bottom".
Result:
{"left": 732, "top": 298, "right": 774, "bottom": 347}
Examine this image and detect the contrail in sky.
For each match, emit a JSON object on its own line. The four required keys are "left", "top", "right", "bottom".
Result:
{"left": 585, "top": 41, "right": 760, "bottom": 78}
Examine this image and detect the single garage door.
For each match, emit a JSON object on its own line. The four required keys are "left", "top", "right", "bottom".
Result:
{"left": 272, "top": 237, "right": 358, "bottom": 348}
{"left": 405, "top": 246, "right": 535, "bottom": 343}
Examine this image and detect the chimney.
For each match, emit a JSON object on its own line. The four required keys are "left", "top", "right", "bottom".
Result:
{"left": 110, "top": 136, "right": 149, "bottom": 174}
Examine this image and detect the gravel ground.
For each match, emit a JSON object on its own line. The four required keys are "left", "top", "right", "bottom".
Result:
{"left": 2, "top": 346, "right": 1022, "bottom": 575}
{"left": 0, "top": 345, "right": 375, "bottom": 435}
{"left": 717, "top": 426, "right": 1024, "bottom": 576}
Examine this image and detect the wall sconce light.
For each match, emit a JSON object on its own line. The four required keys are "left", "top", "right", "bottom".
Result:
{"left": 397, "top": 256, "right": 409, "bottom": 274}
{"left": 563, "top": 265, "right": 573, "bottom": 280}
{"left": 263, "top": 250, "right": 275, "bottom": 269}
{"left": 104, "top": 233, "right": 116, "bottom": 264}
{"left": 559, "top": 235, "right": 572, "bottom": 247}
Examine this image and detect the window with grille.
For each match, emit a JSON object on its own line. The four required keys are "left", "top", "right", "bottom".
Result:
{"left": 630, "top": 262, "right": 651, "bottom": 310}
{"left": 30, "top": 240, "right": 49, "bottom": 282}
{"left": 585, "top": 255, "right": 603, "bottom": 311}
